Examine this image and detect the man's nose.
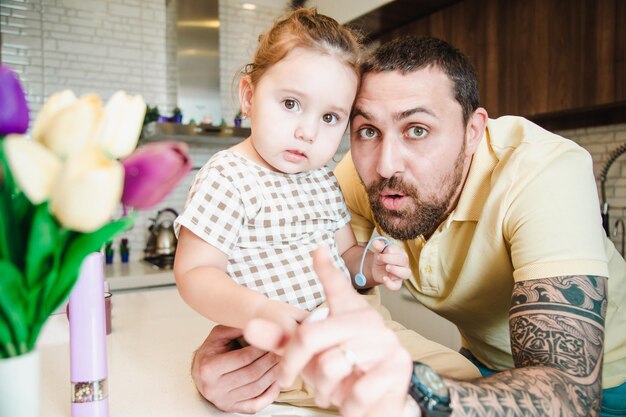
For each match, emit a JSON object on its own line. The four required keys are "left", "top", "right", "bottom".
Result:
{"left": 294, "top": 116, "right": 318, "bottom": 143}
{"left": 376, "top": 138, "right": 403, "bottom": 178}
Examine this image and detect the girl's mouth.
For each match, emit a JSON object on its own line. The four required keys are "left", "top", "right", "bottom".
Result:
{"left": 284, "top": 149, "right": 307, "bottom": 162}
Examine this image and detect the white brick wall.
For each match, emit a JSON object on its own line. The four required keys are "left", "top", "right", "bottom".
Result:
{"left": 218, "top": 0, "right": 290, "bottom": 126}
{"left": 1, "top": 0, "right": 177, "bottom": 115}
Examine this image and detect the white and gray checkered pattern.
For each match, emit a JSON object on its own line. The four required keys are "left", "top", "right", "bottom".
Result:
{"left": 174, "top": 150, "right": 351, "bottom": 311}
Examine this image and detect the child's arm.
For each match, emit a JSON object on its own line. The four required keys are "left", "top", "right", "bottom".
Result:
{"left": 336, "top": 224, "right": 411, "bottom": 291}
{"left": 174, "top": 227, "right": 308, "bottom": 330}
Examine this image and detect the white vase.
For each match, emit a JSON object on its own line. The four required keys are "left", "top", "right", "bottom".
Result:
{"left": 0, "top": 350, "right": 40, "bottom": 417}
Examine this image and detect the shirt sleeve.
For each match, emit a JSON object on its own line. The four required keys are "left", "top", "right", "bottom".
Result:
{"left": 504, "top": 144, "right": 609, "bottom": 281}
{"left": 333, "top": 152, "right": 376, "bottom": 243}
{"left": 174, "top": 167, "right": 244, "bottom": 255}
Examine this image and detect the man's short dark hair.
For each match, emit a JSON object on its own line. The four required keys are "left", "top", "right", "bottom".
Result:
{"left": 361, "top": 36, "right": 479, "bottom": 124}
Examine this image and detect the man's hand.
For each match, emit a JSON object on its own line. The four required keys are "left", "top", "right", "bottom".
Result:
{"left": 245, "top": 246, "right": 413, "bottom": 417}
{"left": 370, "top": 240, "right": 411, "bottom": 291}
{"left": 191, "top": 325, "right": 281, "bottom": 413}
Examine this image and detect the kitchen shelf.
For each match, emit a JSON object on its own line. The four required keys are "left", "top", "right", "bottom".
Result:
{"left": 140, "top": 122, "right": 250, "bottom": 145}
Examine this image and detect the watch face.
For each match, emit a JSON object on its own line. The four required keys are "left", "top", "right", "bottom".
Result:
{"left": 414, "top": 364, "right": 448, "bottom": 398}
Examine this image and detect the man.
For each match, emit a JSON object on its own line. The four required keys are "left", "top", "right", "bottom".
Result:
{"left": 192, "top": 36, "right": 626, "bottom": 416}
{"left": 244, "top": 36, "right": 626, "bottom": 417}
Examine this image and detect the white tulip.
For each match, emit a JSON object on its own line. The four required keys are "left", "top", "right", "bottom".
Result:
{"left": 30, "top": 90, "right": 77, "bottom": 144}
{"left": 39, "top": 94, "right": 103, "bottom": 159}
{"left": 95, "top": 91, "right": 146, "bottom": 159}
{"left": 4, "top": 135, "right": 62, "bottom": 204}
{"left": 50, "top": 144, "right": 124, "bottom": 232}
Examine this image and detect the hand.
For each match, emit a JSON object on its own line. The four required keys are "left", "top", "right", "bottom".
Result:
{"left": 191, "top": 325, "right": 281, "bottom": 413}
{"left": 254, "top": 298, "right": 309, "bottom": 332}
{"left": 245, "top": 246, "right": 413, "bottom": 417}
{"left": 371, "top": 240, "right": 411, "bottom": 291}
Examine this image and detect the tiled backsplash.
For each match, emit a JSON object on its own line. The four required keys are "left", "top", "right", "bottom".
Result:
{"left": 0, "top": 0, "right": 178, "bottom": 115}
{"left": 218, "top": 0, "right": 289, "bottom": 126}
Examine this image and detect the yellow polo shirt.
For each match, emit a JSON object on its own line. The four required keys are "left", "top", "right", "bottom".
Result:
{"left": 335, "top": 116, "right": 626, "bottom": 388}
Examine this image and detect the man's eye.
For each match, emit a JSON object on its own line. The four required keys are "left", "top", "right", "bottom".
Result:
{"left": 408, "top": 126, "right": 428, "bottom": 139}
{"left": 358, "top": 127, "right": 378, "bottom": 139}
{"left": 322, "top": 113, "right": 338, "bottom": 125}
{"left": 283, "top": 99, "right": 299, "bottom": 111}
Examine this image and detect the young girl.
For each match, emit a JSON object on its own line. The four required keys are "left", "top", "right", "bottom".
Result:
{"left": 173, "top": 8, "right": 409, "bottom": 332}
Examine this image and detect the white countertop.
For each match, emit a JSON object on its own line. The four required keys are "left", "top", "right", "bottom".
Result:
{"left": 104, "top": 261, "right": 175, "bottom": 291}
{"left": 38, "top": 286, "right": 335, "bottom": 417}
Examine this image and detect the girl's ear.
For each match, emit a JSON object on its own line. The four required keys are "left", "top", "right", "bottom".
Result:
{"left": 239, "top": 76, "right": 254, "bottom": 116}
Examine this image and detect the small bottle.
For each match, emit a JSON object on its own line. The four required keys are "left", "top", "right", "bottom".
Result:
{"left": 104, "top": 241, "right": 114, "bottom": 265}
{"left": 119, "top": 239, "right": 129, "bottom": 263}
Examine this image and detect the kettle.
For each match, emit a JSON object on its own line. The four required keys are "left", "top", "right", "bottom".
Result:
{"left": 144, "top": 208, "right": 179, "bottom": 258}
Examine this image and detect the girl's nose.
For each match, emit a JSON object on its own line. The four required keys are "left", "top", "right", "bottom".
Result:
{"left": 295, "top": 117, "right": 318, "bottom": 143}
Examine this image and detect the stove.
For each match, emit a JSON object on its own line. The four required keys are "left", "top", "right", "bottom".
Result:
{"left": 143, "top": 254, "right": 175, "bottom": 270}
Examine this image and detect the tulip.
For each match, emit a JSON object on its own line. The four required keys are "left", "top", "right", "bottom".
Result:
{"left": 51, "top": 144, "right": 124, "bottom": 232}
{"left": 36, "top": 94, "right": 103, "bottom": 160}
{"left": 121, "top": 141, "right": 192, "bottom": 209}
{"left": 4, "top": 135, "right": 62, "bottom": 204}
{"left": 30, "top": 90, "right": 77, "bottom": 145}
{"left": 0, "top": 66, "right": 30, "bottom": 136}
{"left": 95, "top": 91, "right": 146, "bottom": 159}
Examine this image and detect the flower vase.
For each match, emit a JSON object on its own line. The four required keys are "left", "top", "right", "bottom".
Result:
{"left": 0, "top": 350, "right": 40, "bottom": 417}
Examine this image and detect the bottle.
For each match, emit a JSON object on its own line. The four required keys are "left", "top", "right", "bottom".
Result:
{"left": 104, "top": 241, "right": 114, "bottom": 265}
{"left": 119, "top": 238, "right": 129, "bottom": 263}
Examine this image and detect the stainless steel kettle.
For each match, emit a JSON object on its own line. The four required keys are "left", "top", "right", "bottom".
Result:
{"left": 144, "top": 208, "right": 179, "bottom": 258}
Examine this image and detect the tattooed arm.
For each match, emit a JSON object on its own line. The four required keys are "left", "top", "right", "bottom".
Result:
{"left": 445, "top": 275, "right": 607, "bottom": 417}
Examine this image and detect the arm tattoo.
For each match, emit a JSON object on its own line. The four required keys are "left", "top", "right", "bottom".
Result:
{"left": 446, "top": 275, "right": 607, "bottom": 417}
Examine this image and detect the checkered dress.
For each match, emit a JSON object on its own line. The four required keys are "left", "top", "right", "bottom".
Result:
{"left": 174, "top": 150, "right": 351, "bottom": 311}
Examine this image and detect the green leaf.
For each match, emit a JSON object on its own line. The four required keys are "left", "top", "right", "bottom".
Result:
{"left": 0, "top": 260, "right": 28, "bottom": 355}
{"left": 25, "top": 203, "right": 58, "bottom": 291}
{"left": 0, "top": 141, "right": 30, "bottom": 268}
{"left": 42, "top": 215, "right": 135, "bottom": 317}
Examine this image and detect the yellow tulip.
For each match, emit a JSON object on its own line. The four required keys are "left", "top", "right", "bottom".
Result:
{"left": 95, "top": 91, "right": 146, "bottom": 159}
{"left": 4, "top": 135, "right": 62, "bottom": 204}
{"left": 50, "top": 144, "right": 123, "bottom": 232}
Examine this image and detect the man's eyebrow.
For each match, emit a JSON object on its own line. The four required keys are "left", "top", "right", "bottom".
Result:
{"left": 351, "top": 107, "right": 374, "bottom": 121}
{"left": 351, "top": 106, "right": 439, "bottom": 122}
{"left": 394, "top": 106, "right": 438, "bottom": 121}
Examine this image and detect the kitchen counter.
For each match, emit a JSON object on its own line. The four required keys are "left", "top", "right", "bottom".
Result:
{"left": 104, "top": 260, "right": 175, "bottom": 291}
{"left": 38, "top": 286, "right": 336, "bottom": 417}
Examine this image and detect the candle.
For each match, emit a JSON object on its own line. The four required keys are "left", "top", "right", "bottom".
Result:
{"left": 68, "top": 252, "right": 109, "bottom": 417}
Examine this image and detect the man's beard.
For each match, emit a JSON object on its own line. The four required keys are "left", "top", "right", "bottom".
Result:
{"left": 365, "top": 147, "right": 466, "bottom": 240}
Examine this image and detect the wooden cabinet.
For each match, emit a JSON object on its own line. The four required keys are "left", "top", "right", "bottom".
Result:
{"left": 377, "top": 0, "right": 626, "bottom": 128}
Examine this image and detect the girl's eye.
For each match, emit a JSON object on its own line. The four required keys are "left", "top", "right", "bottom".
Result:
{"left": 283, "top": 99, "right": 299, "bottom": 111}
{"left": 357, "top": 127, "right": 379, "bottom": 140}
{"left": 408, "top": 126, "right": 428, "bottom": 139}
{"left": 322, "top": 113, "right": 338, "bottom": 125}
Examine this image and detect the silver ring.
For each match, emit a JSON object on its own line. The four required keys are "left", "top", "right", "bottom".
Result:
{"left": 339, "top": 344, "right": 358, "bottom": 369}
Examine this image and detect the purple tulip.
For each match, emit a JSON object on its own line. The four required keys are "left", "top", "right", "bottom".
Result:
{"left": 0, "top": 65, "right": 30, "bottom": 136}
{"left": 121, "top": 141, "right": 192, "bottom": 209}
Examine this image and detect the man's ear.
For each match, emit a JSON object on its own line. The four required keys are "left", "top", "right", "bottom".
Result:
{"left": 238, "top": 76, "right": 254, "bottom": 116}
{"left": 464, "top": 107, "right": 488, "bottom": 156}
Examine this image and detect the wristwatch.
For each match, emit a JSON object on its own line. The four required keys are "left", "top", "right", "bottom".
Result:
{"left": 408, "top": 362, "right": 452, "bottom": 417}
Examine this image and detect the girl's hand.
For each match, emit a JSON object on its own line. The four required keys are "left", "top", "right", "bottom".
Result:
{"left": 370, "top": 240, "right": 411, "bottom": 291}
{"left": 254, "top": 298, "right": 308, "bottom": 332}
